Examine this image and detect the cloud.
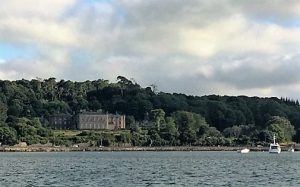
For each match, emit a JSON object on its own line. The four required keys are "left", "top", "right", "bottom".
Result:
{"left": 1, "top": 0, "right": 300, "bottom": 99}
{"left": 0, "top": 0, "right": 80, "bottom": 48}
{"left": 236, "top": 0, "right": 300, "bottom": 21}
{"left": 211, "top": 54, "right": 300, "bottom": 89}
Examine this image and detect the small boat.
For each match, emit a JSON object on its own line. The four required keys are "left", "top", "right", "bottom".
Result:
{"left": 269, "top": 135, "right": 281, "bottom": 154}
{"left": 288, "top": 147, "right": 295, "bottom": 152}
{"left": 237, "top": 148, "right": 250, "bottom": 153}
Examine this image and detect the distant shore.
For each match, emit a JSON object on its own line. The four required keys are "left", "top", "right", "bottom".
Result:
{"left": 0, "top": 145, "right": 286, "bottom": 152}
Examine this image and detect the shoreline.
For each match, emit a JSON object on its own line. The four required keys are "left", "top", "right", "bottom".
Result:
{"left": 0, "top": 146, "right": 279, "bottom": 152}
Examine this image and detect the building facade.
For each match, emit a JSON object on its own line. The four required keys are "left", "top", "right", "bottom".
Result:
{"left": 48, "top": 112, "right": 126, "bottom": 130}
{"left": 78, "top": 112, "right": 126, "bottom": 130}
{"left": 48, "top": 114, "right": 75, "bottom": 129}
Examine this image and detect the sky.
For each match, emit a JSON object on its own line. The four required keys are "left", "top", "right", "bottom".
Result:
{"left": 1, "top": 0, "right": 300, "bottom": 99}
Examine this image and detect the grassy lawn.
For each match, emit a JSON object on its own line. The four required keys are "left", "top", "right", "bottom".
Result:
{"left": 53, "top": 129, "right": 131, "bottom": 137}
{"left": 53, "top": 130, "right": 82, "bottom": 136}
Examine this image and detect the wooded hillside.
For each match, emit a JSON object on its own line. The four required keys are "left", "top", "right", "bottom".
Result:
{"left": 0, "top": 76, "right": 299, "bottom": 146}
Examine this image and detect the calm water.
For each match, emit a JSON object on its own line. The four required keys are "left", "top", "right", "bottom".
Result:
{"left": 0, "top": 151, "right": 299, "bottom": 187}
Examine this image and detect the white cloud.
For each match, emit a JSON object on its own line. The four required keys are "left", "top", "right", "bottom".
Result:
{"left": 0, "top": 17, "right": 79, "bottom": 47}
{"left": 1, "top": 0, "right": 300, "bottom": 99}
{"left": 0, "top": 0, "right": 76, "bottom": 19}
{"left": 180, "top": 15, "right": 300, "bottom": 58}
{"left": 0, "top": 0, "right": 79, "bottom": 46}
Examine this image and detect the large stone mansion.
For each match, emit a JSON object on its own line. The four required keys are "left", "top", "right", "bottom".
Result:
{"left": 48, "top": 111, "right": 125, "bottom": 130}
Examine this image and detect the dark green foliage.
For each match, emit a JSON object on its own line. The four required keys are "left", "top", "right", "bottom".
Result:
{"left": 5, "top": 117, "right": 53, "bottom": 145}
{"left": 71, "top": 136, "right": 88, "bottom": 144}
{"left": 0, "top": 124, "right": 18, "bottom": 145}
{"left": 0, "top": 102, "right": 7, "bottom": 122}
{"left": 0, "top": 77, "right": 300, "bottom": 146}
{"left": 159, "top": 117, "right": 179, "bottom": 146}
{"left": 294, "top": 128, "right": 300, "bottom": 142}
{"left": 50, "top": 135, "right": 71, "bottom": 147}
{"left": 266, "top": 116, "right": 295, "bottom": 143}
{"left": 172, "top": 111, "right": 215, "bottom": 145}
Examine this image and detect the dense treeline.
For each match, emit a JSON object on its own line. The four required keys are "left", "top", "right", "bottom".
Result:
{"left": 0, "top": 76, "right": 299, "bottom": 146}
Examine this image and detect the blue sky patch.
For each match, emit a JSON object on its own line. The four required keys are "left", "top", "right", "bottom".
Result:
{"left": 70, "top": 48, "right": 94, "bottom": 64}
{"left": 251, "top": 16, "right": 300, "bottom": 28}
{"left": 0, "top": 43, "right": 37, "bottom": 60}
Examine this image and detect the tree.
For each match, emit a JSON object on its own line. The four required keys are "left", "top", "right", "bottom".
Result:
{"left": 160, "top": 117, "right": 179, "bottom": 145}
{"left": 266, "top": 116, "right": 295, "bottom": 143}
{"left": 43, "top": 77, "right": 57, "bottom": 101}
{"left": 0, "top": 102, "right": 7, "bottom": 122}
{"left": 151, "top": 109, "right": 165, "bottom": 131}
{"left": 0, "top": 124, "right": 18, "bottom": 145}
{"left": 172, "top": 111, "right": 207, "bottom": 145}
{"left": 294, "top": 128, "right": 300, "bottom": 143}
{"left": 223, "top": 126, "right": 242, "bottom": 138}
{"left": 7, "top": 99, "right": 23, "bottom": 117}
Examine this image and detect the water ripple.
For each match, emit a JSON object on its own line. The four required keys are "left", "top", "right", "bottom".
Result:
{"left": 0, "top": 152, "right": 299, "bottom": 186}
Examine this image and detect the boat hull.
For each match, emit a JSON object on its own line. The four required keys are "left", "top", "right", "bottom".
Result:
{"left": 269, "top": 136, "right": 281, "bottom": 154}
{"left": 288, "top": 148, "right": 294, "bottom": 152}
{"left": 269, "top": 148, "right": 281, "bottom": 154}
{"left": 237, "top": 148, "right": 250, "bottom": 153}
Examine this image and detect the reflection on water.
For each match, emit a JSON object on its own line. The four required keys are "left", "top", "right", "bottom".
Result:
{"left": 0, "top": 151, "right": 299, "bottom": 186}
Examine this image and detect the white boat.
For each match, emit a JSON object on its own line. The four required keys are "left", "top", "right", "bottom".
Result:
{"left": 237, "top": 148, "right": 250, "bottom": 153}
{"left": 288, "top": 148, "right": 295, "bottom": 152}
{"left": 269, "top": 135, "right": 281, "bottom": 154}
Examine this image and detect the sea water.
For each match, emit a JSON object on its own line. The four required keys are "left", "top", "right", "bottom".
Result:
{"left": 0, "top": 151, "right": 299, "bottom": 186}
